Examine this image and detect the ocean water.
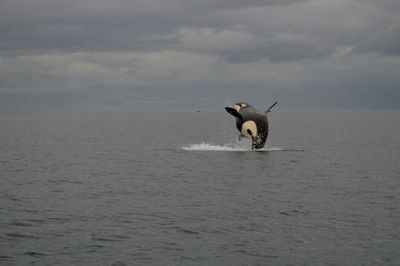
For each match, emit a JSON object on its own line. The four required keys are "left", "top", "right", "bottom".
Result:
{"left": 0, "top": 111, "right": 399, "bottom": 265}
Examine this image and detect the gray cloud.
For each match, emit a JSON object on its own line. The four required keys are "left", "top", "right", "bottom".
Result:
{"left": 0, "top": 0, "right": 400, "bottom": 111}
{"left": 220, "top": 42, "right": 328, "bottom": 63}
{"left": 353, "top": 26, "right": 400, "bottom": 56}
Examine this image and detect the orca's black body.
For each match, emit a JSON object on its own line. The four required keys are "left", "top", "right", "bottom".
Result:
{"left": 225, "top": 101, "right": 277, "bottom": 150}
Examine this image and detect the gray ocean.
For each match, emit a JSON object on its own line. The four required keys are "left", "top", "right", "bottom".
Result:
{"left": 1, "top": 111, "right": 399, "bottom": 265}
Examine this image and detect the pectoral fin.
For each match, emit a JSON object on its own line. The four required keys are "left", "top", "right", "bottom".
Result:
{"left": 225, "top": 107, "right": 243, "bottom": 119}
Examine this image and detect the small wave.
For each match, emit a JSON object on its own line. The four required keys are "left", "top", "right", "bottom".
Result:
{"left": 181, "top": 142, "right": 283, "bottom": 152}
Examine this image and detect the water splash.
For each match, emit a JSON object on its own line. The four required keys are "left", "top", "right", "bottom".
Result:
{"left": 181, "top": 142, "right": 283, "bottom": 152}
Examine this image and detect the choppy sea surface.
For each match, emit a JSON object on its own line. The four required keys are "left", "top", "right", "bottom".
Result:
{"left": 0, "top": 111, "right": 399, "bottom": 265}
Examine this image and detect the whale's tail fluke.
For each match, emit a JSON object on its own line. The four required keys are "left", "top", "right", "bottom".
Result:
{"left": 266, "top": 101, "right": 278, "bottom": 113}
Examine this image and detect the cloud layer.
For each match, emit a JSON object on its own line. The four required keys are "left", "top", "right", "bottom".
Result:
{"left": 1, "top": 0, "right": 399, "bottom": 111}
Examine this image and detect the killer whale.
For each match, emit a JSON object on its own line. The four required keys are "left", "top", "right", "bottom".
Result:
{"left": 225, "top": 101, "right": 277, "bottom": 150}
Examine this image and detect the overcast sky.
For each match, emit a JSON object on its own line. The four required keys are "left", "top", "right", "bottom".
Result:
{"left": 1, "top": 0, "right": 399, "bottom": 112}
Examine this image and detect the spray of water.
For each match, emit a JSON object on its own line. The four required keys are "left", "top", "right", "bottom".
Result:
{"left": 181, "top": 141, "right": 283, "bottom": 152}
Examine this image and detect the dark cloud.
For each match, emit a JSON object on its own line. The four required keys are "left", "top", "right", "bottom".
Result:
{"left": 0, "top": 0, "right": 308, "bottom": 54}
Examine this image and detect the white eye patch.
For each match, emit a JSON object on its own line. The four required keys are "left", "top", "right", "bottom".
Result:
{"left": 234, "top": 104, "right": 241, "bottom": 112}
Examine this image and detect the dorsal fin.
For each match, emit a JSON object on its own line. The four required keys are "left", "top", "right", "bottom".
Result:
{"left": 266, "top": 101, "right": 278, "bottom": 113}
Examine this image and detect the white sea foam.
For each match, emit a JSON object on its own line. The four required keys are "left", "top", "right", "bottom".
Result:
{"left": 181, "top": 142, "right": 283, "bottom": 152}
